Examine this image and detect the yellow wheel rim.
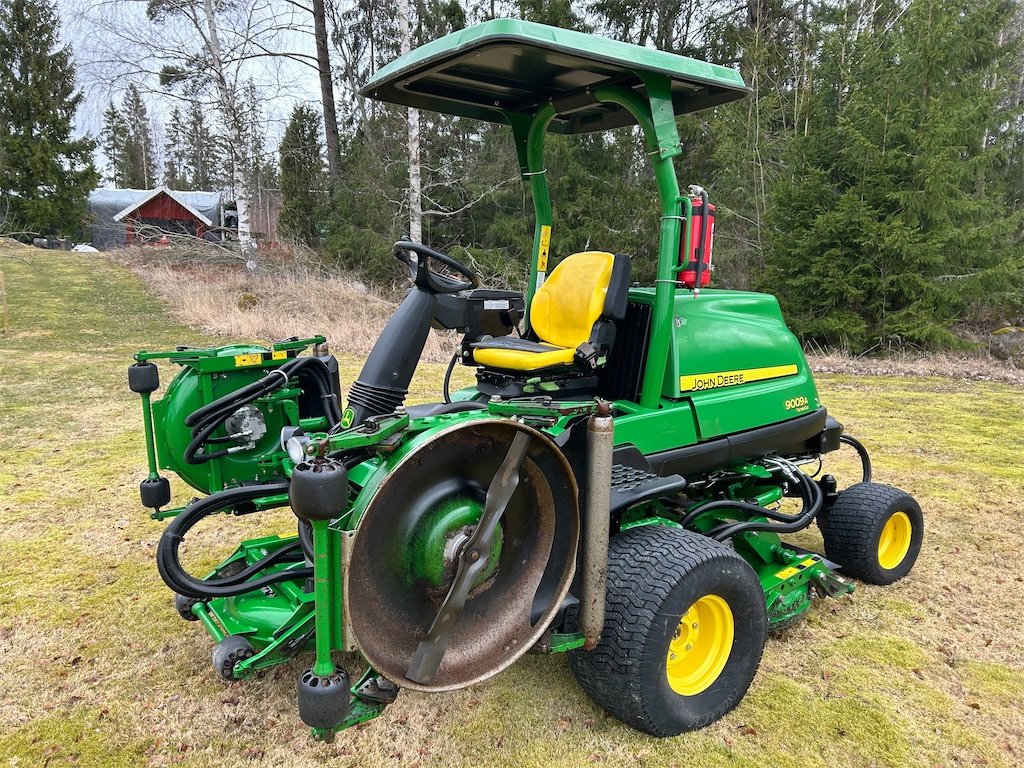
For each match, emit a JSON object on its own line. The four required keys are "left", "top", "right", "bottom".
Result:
{"left": 877, "top": 511, "right": 912, "bottom": 570}
{"left": 666, "top": 594, "right": 734, "bottom": 696}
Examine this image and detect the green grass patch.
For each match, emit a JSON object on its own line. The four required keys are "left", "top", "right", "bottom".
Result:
{"left": 2, "top": 249, "right": 1023, "bottom": 768}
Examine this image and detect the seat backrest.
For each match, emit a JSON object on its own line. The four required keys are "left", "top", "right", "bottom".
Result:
{"left": 529, "top": 251, "right": 629, "bottom": 349}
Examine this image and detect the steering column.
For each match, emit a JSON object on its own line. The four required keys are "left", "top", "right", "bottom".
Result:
{"left": 343, "top": 240, "right": 479, "bottom": 429}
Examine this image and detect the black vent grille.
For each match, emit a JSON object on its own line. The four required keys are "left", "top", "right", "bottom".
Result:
{"left": 597, "top": 302, "right": 652, "bottom": 403}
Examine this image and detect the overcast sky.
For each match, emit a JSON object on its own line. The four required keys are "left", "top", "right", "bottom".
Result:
{"left": 55, "top": 0, "right": 324, "bottom": 177}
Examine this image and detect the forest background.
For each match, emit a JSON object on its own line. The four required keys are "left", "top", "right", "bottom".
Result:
{"left": 3, "top": 0, "right": 1024, "bottom": 354}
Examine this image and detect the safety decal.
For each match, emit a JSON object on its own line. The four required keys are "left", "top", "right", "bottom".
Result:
{"left": 234, "top": 353, "right": 262, "bottom": 368}
{"left": 537, "top": 225, "right": 551, "bottom": 272}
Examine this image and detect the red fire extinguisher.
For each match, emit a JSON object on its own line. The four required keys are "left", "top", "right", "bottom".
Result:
{"left": 679, "top": 185, "right": 714, "bottom": 296}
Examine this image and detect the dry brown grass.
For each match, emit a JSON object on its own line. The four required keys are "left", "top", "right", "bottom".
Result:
{"left": 808, "top": 349, "right": 1024, "bottom": 386}
{"left": 2, "top": 248, "right": 1023, "bottom": 768}
{"left": 110, "top": 244, "right": 459, "bottom": 364}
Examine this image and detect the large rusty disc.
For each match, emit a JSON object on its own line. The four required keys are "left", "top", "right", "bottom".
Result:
{"left": 346, "top": 419, "right": 579, "bottom": 692}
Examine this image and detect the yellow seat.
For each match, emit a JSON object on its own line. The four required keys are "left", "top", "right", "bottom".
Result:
{"left": 472, "top": 251, "right": 629, "bottom": 373}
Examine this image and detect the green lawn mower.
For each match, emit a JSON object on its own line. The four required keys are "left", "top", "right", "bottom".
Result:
{"left": 129, "top": 19, "right": 924, "bottom": 740}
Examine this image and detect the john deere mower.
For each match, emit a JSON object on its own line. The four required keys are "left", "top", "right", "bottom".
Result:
{"left": 129, "top": 20, "right": 923, "bottom": 739}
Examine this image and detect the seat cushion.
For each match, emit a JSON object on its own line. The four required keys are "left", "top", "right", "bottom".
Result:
{"left": 530, "top": 251, "right": 615, "bottom": 350}
{"left": 471, "top": 337, "right": 554, "bottom": 354}
{"left": 471, "top": 251, "right": 617, "bottom": 373}
{"left": 473, "top": 342, "right": 576, "bottom": 371}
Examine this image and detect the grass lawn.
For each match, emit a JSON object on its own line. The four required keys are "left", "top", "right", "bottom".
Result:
{"left": 0, "top": 247, "right": 1021, "bottom": 768}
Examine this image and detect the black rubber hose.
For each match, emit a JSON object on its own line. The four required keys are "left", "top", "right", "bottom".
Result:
{"left": 297, "top": 519, "right": 314, "bottom": 561}
{"left": 185, "top": 372, "right": 290, "bottom": 445}
{"left": 156, "top": 482, "right": 312, "bottom": 599}
{"left": 702, "top": 470, "right": 815, "bottom": 540}
{"left": 184, "top": 417, "right": 236, "bottom": 464}
{"left": 185, "top": 378, "right": 287, "bottom": 462}
{"left": 184, "top": 370, "right": 284, "bottom": 428}
{"left": 296, "top": 361, "right": 342, "bottom": 426}
{"left": 679, "top": 498, "right": 786, "bottom": 530}
{"left": 708, "top": 471, "right": 823, "bottom": 541}
{"left": 196, "top": 357, "right": 339, "bottom": 433}
{"left": 202, "top": 541, "right": 306, "bottom": 587}
{"left": 185, "top": 356, "right": 310, "bottom": 431}
{"left": 839, "top": 434, "right": 872, "bottom": 482}
{"left": 184, "top": 356, "right": 343, "bottom": 464}
{"left": 312, "top": 368, "right": 343, "bottom": 425}
{"left": 442, "top": 353, "right": 458, "bottom": 404}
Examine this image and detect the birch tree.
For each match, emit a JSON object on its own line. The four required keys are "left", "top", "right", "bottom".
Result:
{"left": 76, "top": 0, "right": 315, "bottom": 270}
{"left": 148, "top": 0, "right": 259, "bottom": 269}
{"left": 397, "top": 0, "right": 422, "bottom": 242}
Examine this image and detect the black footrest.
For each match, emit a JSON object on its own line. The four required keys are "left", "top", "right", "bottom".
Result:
{"left": 609, "top": 463, "right": 687, "bottom": 513}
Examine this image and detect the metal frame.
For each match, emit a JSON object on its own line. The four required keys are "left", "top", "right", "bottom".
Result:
{"left": 508, "top": 76, "right": 687, "bottom": 409}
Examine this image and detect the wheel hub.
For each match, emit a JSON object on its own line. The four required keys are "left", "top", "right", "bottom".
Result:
{"left": 666, "top": 594, "right": 735, "bottom": 696}
{"left": 877, "top": 511, "right": 912, "bottom": 570}
{"left": 406, "top": 496, "right": 503, "bottom": 601}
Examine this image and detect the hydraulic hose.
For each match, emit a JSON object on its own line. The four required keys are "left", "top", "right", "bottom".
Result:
{"left": 183, "top": 416, "right": 239, "bottom": 465}
{"left": 707, "top": 469, "right": 823, "bottom": 541}
{"left": 298, "top": 362, "right": 343, "bottom": 426}
{"left": 156, "top": 482, "right": 313, "bottom": 599}
{"left": 442, "top": 353, "right": 458, "bottom": 404}
{"left": 196, "top": 541, "right": 306, "bottom": 587}
{"left": 184, "top": 370, "right": 285, "bottom": 428}
{"left": 184, "top": 356, "right": 341, "bottom": 464}
{"left": 186, "top": 357, "right": 310, "bottom": 432}
{"left": 183, "top": 369, "right": 295, "bottom": 464}
{"left": 679, "top": 497, "right": 787, "bottom": 530}
{"left": 839, "top": 434, "right": 872, "bottom": 482}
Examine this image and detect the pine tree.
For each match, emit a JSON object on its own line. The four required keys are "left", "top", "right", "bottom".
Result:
{"left": 766, "top": 0, "right": 1024, "bottom": 351}
{"left": 184, "top": 102, "right": 219, "bottom": 190}
{"left": 101, "top": 100, "right": 127, "bottom": 185}
{"left": 120, "top": 84, "right": 156, "bottom": 188}
{"left": 513, "top": 0, "right": 588, "bottom": 30}
{"left": 0, "top": 0, "right": 97, "bottom": 238}
{"left": 101, "top": 85, "right": 156, "bottom": 189}
{"left": 237, "top": 81, "right": 276, "bottom": 196}
{"left": 163, "top": 107, "right": 187, "bottom": 189}
{"left": 278, "top": 105, "right": 326, "bottom": 246}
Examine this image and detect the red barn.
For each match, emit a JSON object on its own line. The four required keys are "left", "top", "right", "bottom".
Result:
{"left": 112, "top": 186, "right": 214, "bottom": 243}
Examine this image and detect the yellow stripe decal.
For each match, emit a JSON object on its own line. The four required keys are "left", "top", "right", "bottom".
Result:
{"left": 271, "top": 350, "right": 287, "bottom": 360}
{"left": 234, "top": 353, "right": 262, "bottom": 368}
{"left": 680, "top": 364, "right": 799, "bottom": 393}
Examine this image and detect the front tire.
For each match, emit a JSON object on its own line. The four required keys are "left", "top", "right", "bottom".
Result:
{"left": 567, "top": 525, "right": 767, "bottom": 737}
{"left": 822, "top": 482, "right": 923, "bottom": 585}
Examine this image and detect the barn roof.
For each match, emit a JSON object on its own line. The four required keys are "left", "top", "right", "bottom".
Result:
{"left": 112, "top": 186, "right": 214, "bottom": 226}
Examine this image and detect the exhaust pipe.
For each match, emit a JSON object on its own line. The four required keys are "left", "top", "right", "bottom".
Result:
{"left": 580, "top": 402, "right": 613, "bottom": 650}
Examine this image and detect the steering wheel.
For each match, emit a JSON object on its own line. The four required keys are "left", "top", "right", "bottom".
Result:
{"left": 393, "top": 239, "right": 480, "bottom": 295}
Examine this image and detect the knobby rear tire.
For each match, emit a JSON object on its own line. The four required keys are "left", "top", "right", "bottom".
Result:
{"left": 567, "top": 525, "right": 767, "bottom": 736}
